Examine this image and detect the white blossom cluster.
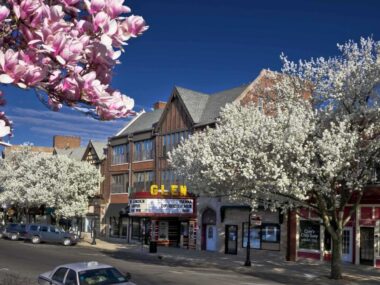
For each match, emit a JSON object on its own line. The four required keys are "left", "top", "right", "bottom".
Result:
{"left": 0, "top": 147, "right": 101, "bottom": 218}
{"left": 169, "top": 38, "right": 380, "bottom": 223}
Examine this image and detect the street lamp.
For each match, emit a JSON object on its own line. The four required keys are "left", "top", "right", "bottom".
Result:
{"left": 244, "top": 210, "right": 252, "bottom": 266}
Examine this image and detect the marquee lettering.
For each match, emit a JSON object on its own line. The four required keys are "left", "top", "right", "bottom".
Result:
{"left": 150, "top": 184, "right": 187, "bottom": 196}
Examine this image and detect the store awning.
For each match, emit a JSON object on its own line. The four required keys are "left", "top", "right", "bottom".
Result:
{"left": 105, "top": 204, "right": 129, "bottom": 218}
{"left": 220, "top": 205, "right": 251, "bottom": 222}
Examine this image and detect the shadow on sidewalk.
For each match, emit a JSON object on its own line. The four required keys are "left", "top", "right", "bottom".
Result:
{"left": 95, "top": 246, "right": 380, "bottom": 285}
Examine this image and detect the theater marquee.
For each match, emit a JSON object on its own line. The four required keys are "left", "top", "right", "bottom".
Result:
{"left": 129, "top": 198, "right": 194, "bottom": 215}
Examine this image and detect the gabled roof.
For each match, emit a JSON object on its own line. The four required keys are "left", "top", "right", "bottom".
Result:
{"left": 175, "top": 86, "right": 209, "bottom": 124}
{"left": 112, "top": 70, "right": 274, "bottom": 138}
{"left": 198, "top": 84, "right": 249, "bottom": 125}
{"left": 117, "top": 108, "right": 164, "bottom": 136}
{"left": 89, "top": 140, "right": 107, "bottom": 160}
{"left": 54, "top": 147, "right": 86, "bottom": 161}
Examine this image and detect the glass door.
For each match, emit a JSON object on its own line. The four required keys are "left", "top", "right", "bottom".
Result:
{"left": 360, "top": 227, "right": 374, "bottom": 265}
{"left": 225, "top": 225, "right": 238, "bottom": 255}
{"left": 342, "top": 227, "right": 353, "bottom": 263}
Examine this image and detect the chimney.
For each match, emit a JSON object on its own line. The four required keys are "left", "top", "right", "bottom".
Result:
{"left": 153, "top": 101, "right": 166, "bottom": 110}
{"left": 53, "top": 135, "right": 81, "bottom": 149}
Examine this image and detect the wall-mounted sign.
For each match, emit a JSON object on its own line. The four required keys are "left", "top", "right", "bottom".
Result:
{"left": 299, "top": 220, "right": 320, "bottom": 250}
{"left": 150, "top": 184, "right": 187, "bottom": 196}
{"left": 129, "top": 198, "right": 193, "bottom": 215}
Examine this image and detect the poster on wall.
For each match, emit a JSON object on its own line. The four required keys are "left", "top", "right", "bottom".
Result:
{"left": 299, "top": 220, "right": 320, "bottom": 250}
{"left": 129, "top": 199, "right": 193, "bottom": 215}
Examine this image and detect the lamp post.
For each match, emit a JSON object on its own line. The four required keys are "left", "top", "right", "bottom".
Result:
{"left": 244, "top": 210, "right": 252, "bottom": 266}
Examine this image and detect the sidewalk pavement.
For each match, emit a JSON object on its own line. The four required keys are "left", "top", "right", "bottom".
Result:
{"left": 79, "top": 238, "right": 380, "bottom": 285}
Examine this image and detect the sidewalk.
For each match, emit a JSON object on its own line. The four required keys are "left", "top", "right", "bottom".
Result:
{"left": 79, "top": 238, "right": 380, "bottom": 285}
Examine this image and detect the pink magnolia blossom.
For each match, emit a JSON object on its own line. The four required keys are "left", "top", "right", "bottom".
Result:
{"left": 0, "top": 6, "right": 10, "bottom": 22}
{"left": 0, "top": 0, "right": 148, "bottom": 140}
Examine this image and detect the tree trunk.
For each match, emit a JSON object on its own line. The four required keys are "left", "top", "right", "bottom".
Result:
{"left": 331, "top": 232, "right": 343, "bottom": 279}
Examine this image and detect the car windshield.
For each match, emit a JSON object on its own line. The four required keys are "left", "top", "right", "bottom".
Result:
{"left": 78, "top": 268, "right": 127, "bottom": 285}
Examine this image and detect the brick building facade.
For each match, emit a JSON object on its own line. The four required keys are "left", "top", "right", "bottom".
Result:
{"left": 102, "top": 70, "right": 289, "bottom": 256}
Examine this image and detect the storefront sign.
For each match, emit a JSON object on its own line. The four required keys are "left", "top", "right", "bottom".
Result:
{"left": 150, "top": 184, "right": 187, "bottom": 196}
{"left": 299, "top": 220, "right": 320, "bottom": 250}
{"left": 129, "top": 198, "right": 193, "bottom": 215}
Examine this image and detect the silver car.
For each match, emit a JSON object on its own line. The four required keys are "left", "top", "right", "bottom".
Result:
{"left": 38, "top": 262, "right": 135, "bottom": 285}
{"left": 26, "top": 224, "right": 79, "bottom": 246}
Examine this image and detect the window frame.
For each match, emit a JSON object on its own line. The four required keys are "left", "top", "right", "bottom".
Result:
{"left": 52, "top": 267, "right": 69, "bottom": 283}
{"left": 111, "top": 173, "right": 129, "bottom": 194}
{"left": 111, "top": 144, "right": 128, "bottom": 165}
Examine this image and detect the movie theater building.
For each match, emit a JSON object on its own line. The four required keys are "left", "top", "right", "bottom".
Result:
{"left": 287, "top": 186, "right": 380, "bottom": 268}
{"left": 105, "top": 70, "right": 288, "bottom": 252}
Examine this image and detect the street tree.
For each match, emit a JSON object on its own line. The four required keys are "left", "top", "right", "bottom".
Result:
{"left": 0, "top": 147, "right": 101, "bottom": 220}
{"left": 169, "top": 38, "right": 380, "bottom": 279}
{"left": 0, "top": 0, "right": 148, "bottom": 139}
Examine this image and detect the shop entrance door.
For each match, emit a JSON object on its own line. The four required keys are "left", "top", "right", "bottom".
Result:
{"left": 225, "top": 225, "right": 238, "bottom": 255}
{"left": 360, "top": 227, "right": 374, "bottom": 265}
{"left": 206, "top": 225, "right": 217, "bottom": 251}
{"left": 342, "top": 227, "right": 353, "bottom": 263}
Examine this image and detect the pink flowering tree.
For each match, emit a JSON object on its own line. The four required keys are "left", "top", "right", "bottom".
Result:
{"left": 0, "top": 0, "right": 148, "bottom": 139}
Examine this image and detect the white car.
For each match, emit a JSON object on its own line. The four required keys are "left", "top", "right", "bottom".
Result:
{"left": 38, "top": 261, "right": 136, "bottom": 285}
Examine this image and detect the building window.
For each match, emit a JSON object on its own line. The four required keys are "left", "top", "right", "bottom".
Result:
{"left": 258, "top": 97, "right": 264, "bottom": 112}
{"left": 162, "top": 131, "right": 190, "bottom": 157}
{"left": 134, "top": 140, "right": 154, "bottom": 161}
{"left": 299, "top": 220, "right": 320, "bottom": 250}
{"left": 261, "top": 224, "right": 280, "bottom": 243}
{"left": 132, "top": 171, "right": 154, "bottom": 193}
{"left": 111, "top": 174, "right": 128, "bottom": 194}
{"left": 161, "top": 169, "right": 184, "bottom": 189}
{"left": 242, "top": 223, "right": 261, "bottom": 249}
{"left": 112, "top": 144, "right": 128, "bottom": 165}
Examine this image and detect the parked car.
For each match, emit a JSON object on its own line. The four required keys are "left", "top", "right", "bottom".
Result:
{"left": 2, "top": 223, "right": 27, "bottom": 240}
{"left": 38, "top": 261, "right": 135, "bottom": 285}
{"left": 0, "top": 224, "right": 4, "bottom": 239}
{"left": 25, "top": 224, "right": 79, "bottom": 246}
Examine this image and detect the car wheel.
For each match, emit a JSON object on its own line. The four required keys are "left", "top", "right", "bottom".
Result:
{"left": 31, "top": 236, "right": 41, "bottom": 244}
{"left": 63, "top": 238, "right": 72, "bottom": 246}
{"left": 10, "top": 233, "right": 18, "bottom": 241}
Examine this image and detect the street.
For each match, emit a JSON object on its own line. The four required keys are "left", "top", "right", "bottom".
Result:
{"left": 0, "top": 239, "right": 281, "bottom": 285}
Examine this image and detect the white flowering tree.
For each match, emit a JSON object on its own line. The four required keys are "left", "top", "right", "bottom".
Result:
{"left": 170, "top": 38, "right": 380, "bottom": 279}
{"left": 0, "top": 147, "right": 101, "bottom": 221}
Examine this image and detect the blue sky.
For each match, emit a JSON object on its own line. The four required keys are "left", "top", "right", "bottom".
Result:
{"left": 2, "top": 0, "right": 380, "bottom": 147}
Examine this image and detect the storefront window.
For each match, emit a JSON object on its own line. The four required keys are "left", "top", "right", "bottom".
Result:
{"left": 299, "top": 220, "right": 320, "bottom": 250}
{"left": 261, "top": 224, "right": 280, "bottom": 243}
{"left": 242, "top": 223, "right": 261, "bottom": 249}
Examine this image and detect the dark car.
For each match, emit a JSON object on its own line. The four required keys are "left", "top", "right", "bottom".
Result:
{"left": 2, "top": 223, "right": 27, "bottom": 240}
{"left": 25, "top": 224, "right": 79, "bottom": 246}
